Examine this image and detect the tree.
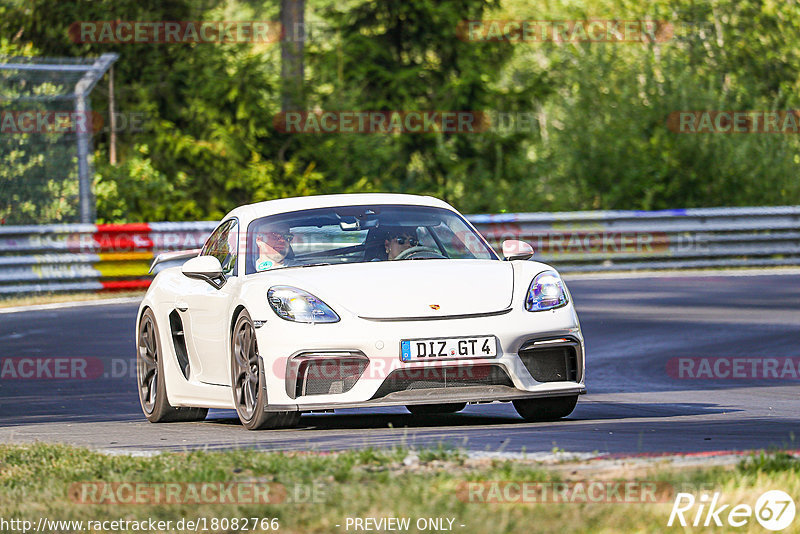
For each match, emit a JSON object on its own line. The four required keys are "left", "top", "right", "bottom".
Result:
{"left": 280, "top": 0, "right": 305, "bottom": 111}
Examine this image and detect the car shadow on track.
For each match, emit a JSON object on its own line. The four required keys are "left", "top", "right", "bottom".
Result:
{"left": 205, "top": 411, "right": 520, "bottom": 430}
{"left": 570, "top": 401, "right": 741, "bottom": 420}
{"left": 0, "top": 397, "right": 739, "bottom": 428}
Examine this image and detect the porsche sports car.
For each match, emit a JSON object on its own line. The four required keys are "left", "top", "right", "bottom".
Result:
{"left": 136, "top": 193, "right": 585, "bottom": 429}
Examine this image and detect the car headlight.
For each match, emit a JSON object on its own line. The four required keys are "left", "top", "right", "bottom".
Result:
{"left": 268, "top": 286, "right": 340, "bottom": 323}
{"left": 525, "top": 271, "right": 568, "bottom": 311}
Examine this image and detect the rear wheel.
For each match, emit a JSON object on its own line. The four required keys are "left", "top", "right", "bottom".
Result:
{"left": 406, "top": 403, "right": 467, "bottom": 415}
{"left": 231, "top": 311, "right": 300, "bottom": 430}
{"left": 137, "top": 308, "right": 208, "bottom": 423}
{"left": 513, "top": 395, "right": 578, "bottom": 422}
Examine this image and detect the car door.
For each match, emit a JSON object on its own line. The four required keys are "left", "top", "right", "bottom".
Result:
{"left": 180, "top": 218, "right": 240, "bottom": 386}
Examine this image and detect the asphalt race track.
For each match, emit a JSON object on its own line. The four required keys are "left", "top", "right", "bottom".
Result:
{"left": 1, "top": 272, "right": 798, "bottom": 455}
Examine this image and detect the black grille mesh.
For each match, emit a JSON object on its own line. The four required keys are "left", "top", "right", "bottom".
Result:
{"left": 518, "top": 345, "right": 578, "bottom": 382}
{"left": 298, "top": 358, "right": 368, "bottom": 396}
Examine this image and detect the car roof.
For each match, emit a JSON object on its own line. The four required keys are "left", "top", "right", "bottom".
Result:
{"left": 223, "top": 193, "right": 456, "bottom": 226}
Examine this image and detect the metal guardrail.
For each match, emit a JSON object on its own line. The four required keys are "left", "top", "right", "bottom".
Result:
{"left": 0, "top": 206, "right": 798, "bottom": 295}
{"left": 474, "top": 206, "right": 800, "bottom": 272}
{"left": 0, "top": 222, "right": 214, "bottom": 295}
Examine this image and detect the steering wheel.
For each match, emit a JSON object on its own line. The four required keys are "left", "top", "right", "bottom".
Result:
{"left": 392, "top": 246, "right": 446, "bottom": 260}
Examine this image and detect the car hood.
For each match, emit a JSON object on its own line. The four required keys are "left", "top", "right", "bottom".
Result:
{"left": 272, "top": 259, "right": 514, "bottom": 319}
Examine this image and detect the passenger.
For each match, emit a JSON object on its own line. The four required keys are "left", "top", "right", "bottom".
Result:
{"left": 254, "top": 231, "right": 293, "bottom": 271}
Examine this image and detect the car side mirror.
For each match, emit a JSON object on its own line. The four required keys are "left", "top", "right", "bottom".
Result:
{"left": 502, "top": 239, "right": 534, "bottom": 261}
{"left": 182, "top": 256, "right": 226, "bottom": 289}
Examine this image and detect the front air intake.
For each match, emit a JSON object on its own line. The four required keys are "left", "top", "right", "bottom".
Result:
{"left": 518, "top": 338, "right": 580, "bottom": 383}
{"left": 286, "top": 352, "right": 369, "bottom": 398}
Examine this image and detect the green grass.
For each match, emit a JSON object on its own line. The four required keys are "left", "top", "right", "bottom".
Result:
{"left": 738, "top": 450, "right": 800, "bottom": 475}
{"left": 0, "top": 444, "right": 798, "bottom": 533}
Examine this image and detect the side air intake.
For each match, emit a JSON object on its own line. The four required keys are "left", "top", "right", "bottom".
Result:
{"left": 169, "top": 310, "right": 191, "bottom": 380}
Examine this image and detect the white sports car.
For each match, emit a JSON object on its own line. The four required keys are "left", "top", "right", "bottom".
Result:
{"left": 136, "top": 194, "right": 585, "bottom": 430}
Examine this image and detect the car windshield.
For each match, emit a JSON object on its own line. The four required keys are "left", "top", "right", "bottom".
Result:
{"left": 245, "top": 204, "right": 497, "bottom": 274}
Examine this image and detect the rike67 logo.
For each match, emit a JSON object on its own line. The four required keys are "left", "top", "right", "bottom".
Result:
{"left": 669, "top": 490, "right": 796, "bottom": 531}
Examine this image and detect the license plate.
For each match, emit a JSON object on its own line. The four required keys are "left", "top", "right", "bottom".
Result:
{"left": 400, "top": 336, "right": 497, "bottom": 362}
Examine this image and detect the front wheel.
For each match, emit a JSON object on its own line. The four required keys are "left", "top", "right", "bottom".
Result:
{"left": 513, "top": 395, "right": 578, "bottom": 422}
{"left": 137, "top": 308, "right": 208, "bottom": 423}
{"left": 231, "top": 311, "right": 300, "bottom": 430}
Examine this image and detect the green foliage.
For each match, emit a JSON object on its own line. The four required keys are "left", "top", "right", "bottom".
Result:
{"left": 2, "top": 0, "right": 799, "bottom": 222}
{"left": 739, "top": 450, "right": 800, "bottom": 475}
{"left": 534, "top": 0, "right": 800, "bottom": 211}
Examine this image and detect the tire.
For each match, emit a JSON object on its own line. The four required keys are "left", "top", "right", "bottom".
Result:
{"left": 513, "top": 395, "right": 578, "bottom": 422}
{"left": 231, "top": 310, "right": 300, "bottom": 430}
{"left": 406, "top": 403, "right": 467, "bottom": 415}
{"left": 137, "top": 308, "right": 208, "bottom": 423}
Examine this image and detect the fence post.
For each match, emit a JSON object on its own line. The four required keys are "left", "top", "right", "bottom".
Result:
{"left": 73, "top": 53, "right": 119, "bottom": 224}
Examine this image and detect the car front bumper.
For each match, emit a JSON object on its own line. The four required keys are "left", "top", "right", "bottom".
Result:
{"left": 254, "top": 304, "right": 586, "bottom": 412}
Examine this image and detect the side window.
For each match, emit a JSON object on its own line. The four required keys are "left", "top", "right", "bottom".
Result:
{"left": 201, "top": 219, "right": 239, "bottom": 276}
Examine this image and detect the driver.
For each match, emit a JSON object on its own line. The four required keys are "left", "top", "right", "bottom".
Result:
{"left": 254, "top": 230, "right": 293, "bottom": 271}
{"left": 384, "top": 227, "right": 419, "bottom": 260}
